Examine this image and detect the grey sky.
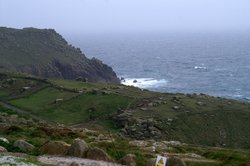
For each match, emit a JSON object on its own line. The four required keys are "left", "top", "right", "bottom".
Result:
{"left": 1, "top": 0, "right": 250, "bottom": 34}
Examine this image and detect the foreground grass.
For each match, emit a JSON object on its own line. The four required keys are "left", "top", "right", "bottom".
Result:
{"left": 183, "top": 146, "right": 250, "bottom": 166}
{"left": 1, "top": 104, "right": 250, "bottom": 165}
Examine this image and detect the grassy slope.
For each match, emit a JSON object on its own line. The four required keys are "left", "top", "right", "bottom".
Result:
{"left": 1, "top": 105, "right": 250, "bottom": 166}
{"left": 12, "top": 92, "right": 132, "bottom": 125}
{"left": 0, "top": 74, "right": 48, "bottom": 100}
{"left": 131, "top": 93, "right": 250, "bottom": 148}
{"left": 10, "top": 87, "right": 77, "bottom": 114}
{"left": 0, "top": 27, "right": 83, "bottom": 66}
{"left": 1, "top": 73, "right": 250, "bottom": 150}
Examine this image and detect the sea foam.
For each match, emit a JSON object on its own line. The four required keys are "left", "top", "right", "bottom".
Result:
{"left": 121, "top": 78, "right": 168, "bottom": 89}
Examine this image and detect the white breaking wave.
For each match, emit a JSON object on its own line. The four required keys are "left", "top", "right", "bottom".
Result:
{"left": 194, "top": 66, "right": 207, "bottom": 70}
{"left": 244, "top": 97, "right": 250, "bottom": 100}
{"left": 233, "top": 94, "right": 243, "bottom": 98}
{"left": 121, "top": 78, "right": 168, "bottom": 89}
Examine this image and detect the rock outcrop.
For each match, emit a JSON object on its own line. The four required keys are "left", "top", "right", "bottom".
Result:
{"left": 113, "top": 110, "right": 162, "bottom": 139}
{"left": 13, "top": 140, "right": 35, "bottom": 152}
{"left": 67, "top": 138, "right": 89, "bottom": 158}
{"left": 0, "top": 146, "right": 7, "bottom": 152}
{"left": 86, "top": 147, "right": 112, "bottom": 162}
{"left": 0, "top": 27, "right": 120, "bottom": 83}
{"left": 0, "top": 137, "right": 9, "bottom": 144}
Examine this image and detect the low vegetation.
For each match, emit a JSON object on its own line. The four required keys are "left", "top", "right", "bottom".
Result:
{"left": 0, "top": 72, "right": 250, "bottom": 165}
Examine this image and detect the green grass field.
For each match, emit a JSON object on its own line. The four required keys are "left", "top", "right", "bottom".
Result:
{"left": 1, "top": 103, "right": 250, "bottom": 166}
{"left": 35, "top": 93, "right": 132, "bottom": 125}
{"left": 10, "top": 87, "right": 77, "bottom": 114}
{"left": 1, "top": 73, "right": 250, "bottom": 151}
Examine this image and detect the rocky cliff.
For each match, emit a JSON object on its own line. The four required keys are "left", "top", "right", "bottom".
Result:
{"left": 0, "top": 27, "right": 120, "bottom": 83}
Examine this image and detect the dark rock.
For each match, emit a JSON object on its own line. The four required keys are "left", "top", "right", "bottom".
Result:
{"left": 113, "top": 112, "right": 133, "bottom": 128}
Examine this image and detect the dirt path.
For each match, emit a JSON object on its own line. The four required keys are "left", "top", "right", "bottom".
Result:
{"left": 38, "top": 155, "right": 123, "bottom": 166}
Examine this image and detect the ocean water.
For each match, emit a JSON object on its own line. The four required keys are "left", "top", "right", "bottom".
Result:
{"left": 66, "top": 32, "right": 250, "bottom": 101}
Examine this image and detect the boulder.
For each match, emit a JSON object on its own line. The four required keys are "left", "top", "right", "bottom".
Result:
{"left": 163, "top": 141, "right": 181, "bottom": 146}
{"left": 70, "top": 162, "right": 80, "bottom": 166}
{"left": 67, "top": 138, "right": 89, "bottom": 157}
{"left": 22, "top": 86, "right": 31, "bottom": 91}
{"left": 40, "top": 141, "right": 70, "bottom": 155}
{"left": 0, "top": 146, "right": 7, "bottom": 152}
{"left": 140, "top": 108, "right": 148, "bottom": 111}
{"left": 129, "top": 140, "right": 149, "bottom": 147}
{"left": 14, "top": 140, "right": 35, "bottom": 152}
{"left": 196, "top": 101, "right": 205, "bottom": 106}
{"left": 86, "top": 147, "right": 112, "bottom": 162}
{"left": 166, "top": 157, "right": 186, "bottom": 166}
{"left": 153, "top": 142, "right": 168, "bottom": 151}
{"left": 55, "top": 99, "right": 64, "bottom": 103}
{"left": 0, "top": 137, "right": 9, "bottom": 144}
{"left": 172, "top": 106, "right": 180, "bottom": 110}
{"left": 119, "top": 154, "right": 137, "bottom": 166}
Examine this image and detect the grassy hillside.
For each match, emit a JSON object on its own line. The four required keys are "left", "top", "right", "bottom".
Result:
{"left": 1, "top": 72, "right": 250, "bottom": 151}
{"left": 0, "top": 27, "right": 74, "bottom": 65}
{"left": 1, "top": 103, "right": 250, "bottom": 165}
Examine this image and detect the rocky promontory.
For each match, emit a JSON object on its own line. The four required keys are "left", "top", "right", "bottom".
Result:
{"left": 0, "top": 27, "right": 120, "bottom": 83}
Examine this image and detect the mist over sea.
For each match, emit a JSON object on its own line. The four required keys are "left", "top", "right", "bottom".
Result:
{"left": 66, "top": 32, "right": 250, "bottom": 101}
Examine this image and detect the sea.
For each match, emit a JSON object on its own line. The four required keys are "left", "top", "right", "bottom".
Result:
{"left": 65, "top": 32, "right": 250, "bottom": 101}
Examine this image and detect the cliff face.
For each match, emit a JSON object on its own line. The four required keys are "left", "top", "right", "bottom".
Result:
{"left": 0, "top": 27, "right": 120, "bottom": 83}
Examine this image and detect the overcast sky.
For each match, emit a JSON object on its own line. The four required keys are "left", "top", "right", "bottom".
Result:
{"left": 1, "top": 0, "right": 250, "bottom": 34}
